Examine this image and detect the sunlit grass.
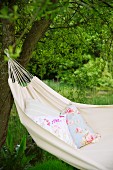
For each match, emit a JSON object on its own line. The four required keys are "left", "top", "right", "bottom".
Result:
{"left": 44, "top": 80, "right": 113, "bottom": 104}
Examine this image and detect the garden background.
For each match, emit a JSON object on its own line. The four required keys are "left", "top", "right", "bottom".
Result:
{"left": 0, "top": 1, "right": 113, "bottom": 170}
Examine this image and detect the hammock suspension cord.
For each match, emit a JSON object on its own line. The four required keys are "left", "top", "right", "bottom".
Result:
{"left": 8, "top": 58, "right": 33, "bottom": 86}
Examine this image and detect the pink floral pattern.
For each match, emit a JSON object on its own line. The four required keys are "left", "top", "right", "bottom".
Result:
{"left": 76, "top": 127, "right": 82, "bottom": 133}
{"left": 61, "top": 104, "right": 101, "bottom": 148}
{"left": 84, "top": 133, "right": 95, "bottom": 143}
{"left": 31, "top": 115, "right": 77, "bottom": 149}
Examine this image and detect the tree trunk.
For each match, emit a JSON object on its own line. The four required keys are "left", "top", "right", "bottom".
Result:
{"left": 0, "top": 18, "right": 51, "bottom": 149}
{"left": 19, "top": 18, "right": 51, "bottom": 66}
{"left": 0, "top": 20, "right": 15, "bottom": 149}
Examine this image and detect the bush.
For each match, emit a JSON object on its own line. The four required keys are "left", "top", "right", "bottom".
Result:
{"left": 0, "top": 131, "right": 35, "bottom": 170}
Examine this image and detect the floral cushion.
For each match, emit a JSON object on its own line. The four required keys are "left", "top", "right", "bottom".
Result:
{"left": 29, "top": 114, "right": 77, "bottom": 149}
{"left": 60, "top": 104, "right": 100, "bottom": 149}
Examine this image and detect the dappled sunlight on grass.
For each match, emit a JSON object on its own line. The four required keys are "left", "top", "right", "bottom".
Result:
{"left": 44, "top": 80, "right": 113, "bottom": 104}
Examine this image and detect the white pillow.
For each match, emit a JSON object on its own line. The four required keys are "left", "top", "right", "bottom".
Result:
{"left": 28, "top": 113, "right": 77, "bottom": 149}
{"left": 25, "top": 99, "right": 59, "bottom": 117}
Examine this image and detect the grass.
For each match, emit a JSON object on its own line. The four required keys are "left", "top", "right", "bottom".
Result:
{"left": 1, "top": 80, "right": 113, "bottom": 170}
{"left": 8, "top": 104, "right": 28, "bottom": 145}
{"left": 45, "top": 80, "right": 113, "bottom": 104}
{"left": 28, "top": 160, "right": 74, "bottom": 170}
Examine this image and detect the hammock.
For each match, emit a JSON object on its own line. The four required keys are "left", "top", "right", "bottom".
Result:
{"left": 7, "top": 57, "right": 113, "bottom": 170}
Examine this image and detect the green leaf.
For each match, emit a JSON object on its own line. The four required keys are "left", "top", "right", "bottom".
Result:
{"left": 6, "top": 130, "right": 14, "bottom": 154}
{"left": 16, "top": 136, "right": 26, "bottom": 157}
{"left": 21, "top": 154, "right": 36, "bottom": 167}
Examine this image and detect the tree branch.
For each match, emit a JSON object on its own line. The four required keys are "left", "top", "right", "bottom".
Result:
{"left": 100, "top": 0, "right": 113, "bottom": 8}
{"left": 18, "top": 18, "right": 51, "bottom": 67}
{"left": 18, "top": 0, "right": 58, "bottom": 67}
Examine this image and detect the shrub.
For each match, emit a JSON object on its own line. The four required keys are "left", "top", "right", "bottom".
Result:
{"left": 0, "top": 131, "right": 35, "bottom": 170}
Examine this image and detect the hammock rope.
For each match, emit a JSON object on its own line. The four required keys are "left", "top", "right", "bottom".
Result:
{"left": 4, "top": 49, "right": 33, "bottom": 86}
{"left": 8, "top": 58, "right": 33, "bottom": 86}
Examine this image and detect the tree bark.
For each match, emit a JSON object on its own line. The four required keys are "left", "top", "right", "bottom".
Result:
{"left": 0, "top": 18, "right": 51, "bottom": 150}
{"left": 19, "top": 18, "right": 51, "bottom": 67}
{"left": 0, "top": 20, "right": 15, "bottom": 149}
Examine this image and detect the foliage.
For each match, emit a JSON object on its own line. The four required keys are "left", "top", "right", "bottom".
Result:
{"left": 98, "top": 63, "right": 113, "bottom": 88}
{"left": 0, "top": 131, "right": 35, "bottom": 170}
{"left": 0, "top": 5, "right": 18, "bottom": 21}
{"left": 27, "top": 4, "right": 113, "bottom": 90}
{"left": 73, "top": 58, "right": 105, "bottom": 89}
{"left": 27, "top": 159, "right": 74, "bottom": 170}
{"left": 7, "top": 105, "right": 27, "bottom": 145}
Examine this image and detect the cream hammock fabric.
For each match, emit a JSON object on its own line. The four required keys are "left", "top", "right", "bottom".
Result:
{"left": 8, "top": 58, "right": 113, "bottom": 170}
